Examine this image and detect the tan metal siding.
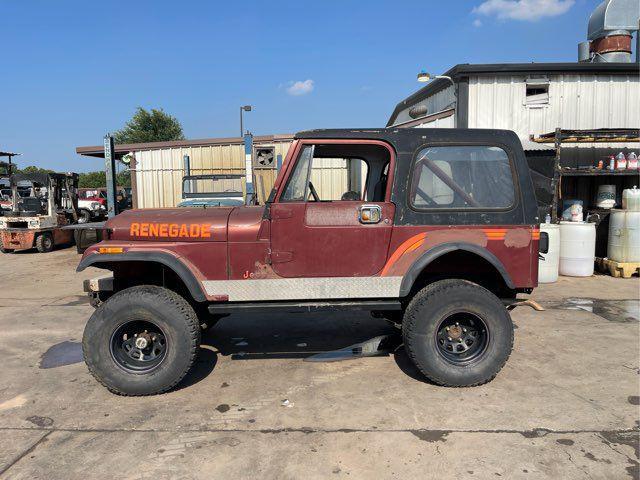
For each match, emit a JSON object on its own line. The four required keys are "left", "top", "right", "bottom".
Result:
{"left": 133, "top": 140, "right": 293, "bottom": 208}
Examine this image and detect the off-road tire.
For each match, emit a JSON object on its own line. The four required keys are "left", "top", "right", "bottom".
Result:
{"left": 82, "top": 285, "right": 201, "bottom": 396}
{"left": 403, "top": 279, "right": 513, "bottom": 387}
{"left": 35, "top": 232, "right": 54, "bottom": 253}
{"left": 77, "top": 209, "right": 91, "bottom": 224}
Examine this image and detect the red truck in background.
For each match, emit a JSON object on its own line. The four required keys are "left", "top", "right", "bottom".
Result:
{"left": 78, "top": 128, "right": 544, "bottom": 396}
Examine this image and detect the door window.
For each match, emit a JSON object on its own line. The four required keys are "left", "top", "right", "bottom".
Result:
{"left": 281, "top": 145, "right": 369, "bottom": 202}
{"left": 410, "top": 146, "right": 515, "bottom": 209}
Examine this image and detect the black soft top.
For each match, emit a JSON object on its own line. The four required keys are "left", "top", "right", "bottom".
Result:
{"left": 295, "top": 128, "right": 537, "bottom": 226}
{"left": 295, "top": 128, "right": 523, "bottom": 154}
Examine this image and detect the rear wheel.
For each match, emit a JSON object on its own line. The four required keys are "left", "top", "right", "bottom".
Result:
{"left": 82, "top": 285, "right": 201, "bottom": 396}
{"left": 403, "top": 279, "right": 513, "bottom": 387}
{"left": 35, "top": 232, "right": 53, "bottom": 253}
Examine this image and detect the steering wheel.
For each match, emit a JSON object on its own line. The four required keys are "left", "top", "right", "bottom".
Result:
{"left": 308, "top": 181, "right": 320, "bottom": 202}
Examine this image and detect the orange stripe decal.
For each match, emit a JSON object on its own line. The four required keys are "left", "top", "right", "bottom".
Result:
{"left": 380, "top": 232, "right": 427, "bottom": 276}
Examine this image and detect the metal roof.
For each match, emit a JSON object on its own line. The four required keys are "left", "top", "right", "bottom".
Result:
{"left": 76, "top": 134, "right": 295, "bottom": 158}
{"left": 387, "top": 62, "right": 640, "bottom": 127}
{"left": 0, "top": 152, "right": 20, "bottom": 157}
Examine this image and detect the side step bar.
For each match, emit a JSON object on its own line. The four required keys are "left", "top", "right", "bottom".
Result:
{"left": 208, "top": 300, "right": 402, "bottom": 314}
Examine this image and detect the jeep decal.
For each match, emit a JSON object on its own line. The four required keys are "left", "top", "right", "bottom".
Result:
{"left": 129, "top": 222, "right": 212, "bottom": 239}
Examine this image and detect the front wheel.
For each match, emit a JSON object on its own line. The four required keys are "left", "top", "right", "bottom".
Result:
{"left": 35, "top": 232, "right": 54, "bottom": 253}
{"left": 403, "top": 279, "right": 514, "bottom": 387}
{"left": 82, "top": 285, "right": 201, "bottom": 396}
{"left": 77, "top": 209, "right": 92, "bottom": 224}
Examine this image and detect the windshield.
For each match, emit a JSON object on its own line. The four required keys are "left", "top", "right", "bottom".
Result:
{"left": 182, "top": 175, "right": 244, "bottom": 199}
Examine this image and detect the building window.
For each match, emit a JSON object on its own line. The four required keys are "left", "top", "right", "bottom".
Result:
{"left": 525, "top": 76, "right": 549, "bottom": 106}
{"left": 410, "top": 146, "right": 515, "bottom": 210}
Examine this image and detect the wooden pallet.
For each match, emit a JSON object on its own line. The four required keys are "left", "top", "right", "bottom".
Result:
{"left": 595, "top": 257, "right": 640, "bottom": 279}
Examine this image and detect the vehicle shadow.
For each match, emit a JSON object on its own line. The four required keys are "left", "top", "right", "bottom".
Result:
{"left": 200, "top": 310, "right": 398, "bottom": 360}
{"left": 179, "top": 310, "right": 432, "bottom": 389}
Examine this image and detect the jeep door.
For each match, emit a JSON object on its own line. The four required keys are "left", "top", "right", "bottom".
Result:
{"left": 269, "top": 140, "right": 395, "bottom": 278}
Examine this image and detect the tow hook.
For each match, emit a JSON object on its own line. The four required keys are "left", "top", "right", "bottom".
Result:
{"left": 504, "top": 299, "right": 545, "bottom": 311}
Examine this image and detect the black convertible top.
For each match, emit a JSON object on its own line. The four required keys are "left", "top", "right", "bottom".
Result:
{"left": 294, "top": 127, "right": 538, "bottom": 226}
{"left": 295, "top": 128, "right": 524, "bottom": 154}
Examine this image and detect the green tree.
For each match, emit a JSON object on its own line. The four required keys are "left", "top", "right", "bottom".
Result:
{"left": 16, "top": 165, "right": 55, "bottom": 174}
{"left": 78, "top": 171, "right": 106, "bottom": 188}
{"left": 113, "top": 107, "right": 185, "bottom": 144}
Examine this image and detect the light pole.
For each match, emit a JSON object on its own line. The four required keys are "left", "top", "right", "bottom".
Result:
{"left": 240, "top": 105, "right": 252, "bottom": 137}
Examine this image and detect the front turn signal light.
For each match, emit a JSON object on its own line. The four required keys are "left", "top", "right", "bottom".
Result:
{"left": 98, "top": 247, "right": 124, "bottom": 254}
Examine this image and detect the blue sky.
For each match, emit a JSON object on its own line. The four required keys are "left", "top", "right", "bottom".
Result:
{"left": 1, "top": 0, "right": 609, "bottom": 172}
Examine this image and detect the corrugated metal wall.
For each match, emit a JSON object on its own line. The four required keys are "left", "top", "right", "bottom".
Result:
{"left": 394, "top": 85, "right": 456, "bottom": 125}
{"left": 467, "top": 74, "right": 640, "bottom": 150}
{"left": 132, "top": 140, "right": 292, "bottom": 208}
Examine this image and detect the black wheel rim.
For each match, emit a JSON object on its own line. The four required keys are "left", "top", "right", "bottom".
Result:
{"left": 110, "top": 320, "right": 167, "bottom": 373}
{"left": 435, "top": 311, "right": 489, "bottom": 365}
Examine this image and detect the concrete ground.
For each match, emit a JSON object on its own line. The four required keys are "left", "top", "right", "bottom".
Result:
{"left": 0, "top": 247, "right": 638, "bottom": 480}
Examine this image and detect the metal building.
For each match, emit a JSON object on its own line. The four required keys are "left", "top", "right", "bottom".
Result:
{"left": 77, "top": 135, "right": 294, "bottom": 208}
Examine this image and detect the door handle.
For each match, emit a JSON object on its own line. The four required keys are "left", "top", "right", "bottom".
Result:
{"left": 359, "top": 205, "right": 382, "bottom": 224}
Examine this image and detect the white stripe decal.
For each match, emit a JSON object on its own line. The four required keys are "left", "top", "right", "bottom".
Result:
{"left": 202, "top": 276, "right": 403, "bottom": 302}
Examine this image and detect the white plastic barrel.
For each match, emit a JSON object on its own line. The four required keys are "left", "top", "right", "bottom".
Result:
{"left": 608, "top": 209, "right": 640, "bottom": 263}
{"left": 559, "top": 222, "right": 596, "bottom": 277}
{"left": 538, "top": 223, "right": 560, "bottom": 283}
{"left": 622, "top": 187, "right": 640, "bottom": 211}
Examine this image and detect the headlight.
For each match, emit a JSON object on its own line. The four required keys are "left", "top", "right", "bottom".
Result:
{"left": 91, "top": 202, "right": 101, "bottom": 210}
{"left": 29, "top": 220, "right": 40, "bottom": 227}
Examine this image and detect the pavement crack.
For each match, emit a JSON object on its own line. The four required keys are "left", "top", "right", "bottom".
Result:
{"left": 0, "top": 430, "right": 51, "bottom": 476}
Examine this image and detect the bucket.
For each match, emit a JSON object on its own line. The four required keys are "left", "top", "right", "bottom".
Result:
{"left": 559, "top": 221, "right": 596, "bottom": 277}
{"left": 596, "top": 185, "right": 616, "bottom": 209}
{"left": 562, "top": 199, "right": 583, "bottom": 222}
{"left": 538, "top": 223, "right": 560, "bottom": 283}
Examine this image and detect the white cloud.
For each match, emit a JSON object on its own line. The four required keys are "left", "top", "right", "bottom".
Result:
{"left": 286, "top": 79, "right": 314, "bottom": 96}
{"left": 473, "top": 19, "right": 483, "bottom": 27}
{"left": 472, "top": 0, "right": 574, "bottom": 22}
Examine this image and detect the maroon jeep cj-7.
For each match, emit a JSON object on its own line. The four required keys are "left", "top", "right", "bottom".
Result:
{"left": 79, "top": 128, "right": 545, "bottom": 396}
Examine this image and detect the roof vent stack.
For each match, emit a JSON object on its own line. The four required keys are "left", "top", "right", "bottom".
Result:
{"left": 580, "top": 0, "right": 640, "bottom": 63}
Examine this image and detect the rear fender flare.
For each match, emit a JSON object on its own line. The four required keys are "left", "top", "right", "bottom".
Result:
{"left": 76, "top": 252, "right": 206, "bottom": 302}
{"left": 399, "top": 242, "right": 515, "bottom": 297}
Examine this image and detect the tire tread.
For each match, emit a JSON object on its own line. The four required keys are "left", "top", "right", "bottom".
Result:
{"left": 82, "top": 285, "right": 201, "bottom": 396}
{"left": 403, "top": 279, "right": 513, "bottom": 387}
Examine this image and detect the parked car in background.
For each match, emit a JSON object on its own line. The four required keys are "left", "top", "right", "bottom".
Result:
{"left": 177, "top": 174, "right": 245, "bottom": 208}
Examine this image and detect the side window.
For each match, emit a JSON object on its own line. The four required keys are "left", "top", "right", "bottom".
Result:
{"left": 309, "top": 157, "right": 367, "bottom": 201}
{"left": 411, "top": 146, "right": 515, "bottom": 209}
{"left": 281, "top": 145, "right": 369, "bottom": 202}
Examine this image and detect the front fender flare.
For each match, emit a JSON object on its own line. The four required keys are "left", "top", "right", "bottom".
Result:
{"left": 77, "top": 252, "right": 207, "bottom": 302}
{"left": 399, "top": 242, "right": 515, "bottom": 297}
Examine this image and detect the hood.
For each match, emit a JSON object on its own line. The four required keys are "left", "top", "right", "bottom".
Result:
{"left": 107, "top": 207, "right": 235, "bottom": 242}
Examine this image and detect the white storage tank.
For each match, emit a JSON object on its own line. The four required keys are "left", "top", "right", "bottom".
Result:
{"left": 608, "top": 210, "right": 640, "bottom": 263}
{"left": 538, "top": 223, "right": 560, "bottom": 283}
{"left": 559, "top": 222, "right": 596, "bottom": 277}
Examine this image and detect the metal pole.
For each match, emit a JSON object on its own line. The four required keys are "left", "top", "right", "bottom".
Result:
{"left": 551, "top": 127, "right": 562, "bottom": 223}
{"left": 240, "top": 107, "right": 244, "bottom": 137}
{"left": 104, "top": 134, "right": 118, "bottom": 218}
{"left": 244, "top": 133, "right": 254, "bottom": 205}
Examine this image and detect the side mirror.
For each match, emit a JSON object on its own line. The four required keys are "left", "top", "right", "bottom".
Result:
{"left": 539, "top": 231, "right": 549, "bottom": 254}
